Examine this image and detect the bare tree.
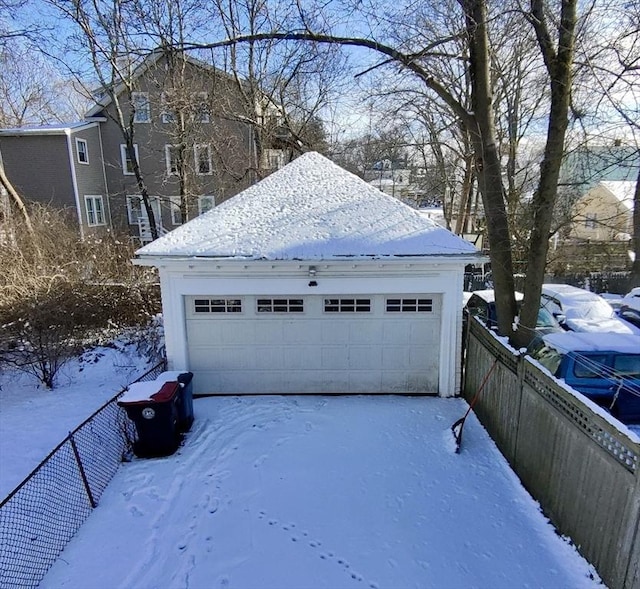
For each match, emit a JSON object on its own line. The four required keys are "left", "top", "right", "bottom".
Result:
{"left": 46, "top": 0, "right": 160, "bottom": 239}
{"left": 204, "top": 0, "right": 347, "bottom": 178}
{"left": 579, "top": 0, "right": 640, "bottom": 287}
{"left": 180, "top": 0, "right": 597, "bottom": 341}
{"left": 0, "top": 42, "right": 86, "bottom": 126}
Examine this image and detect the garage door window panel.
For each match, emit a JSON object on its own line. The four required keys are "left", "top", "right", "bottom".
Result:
{"left": 194, "top": 298, "right": 242, "bottom": 313}
{"left": 257, "top": 298, "right": 304, "bottom": 313}
{"left": 386, "top": 298, "right": 433, "bottom": 312}
{"left": 324, "top": 298, "right": 371, "bottom": 313}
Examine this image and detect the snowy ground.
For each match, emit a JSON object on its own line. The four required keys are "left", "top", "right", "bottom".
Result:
{"left": 0, "top": 341, "right": 155, "bottom": 498}
{"left": 40, "top": 394, "right": 601, "bottom": 589}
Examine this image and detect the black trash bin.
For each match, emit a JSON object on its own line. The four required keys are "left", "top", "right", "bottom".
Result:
{"left": 118, "top": 381, "right": 181, "bottom": 457}
{"left": 156, "top": 371, "right": 194, "bottom": 432}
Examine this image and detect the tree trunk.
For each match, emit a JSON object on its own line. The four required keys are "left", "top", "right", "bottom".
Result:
{"left": 516, "top": 0, "right": 577, "bottom": 348}
{"left": 0, "top": 162, "right": 36, "bottom": 239}
{"left": 128, "top": 141, "right": 158, "bottom": 241}
{"left": 455, "top": 155, "right": 474, "bottom": 235}
{"left": 462, "top": 0, "right": 518, "bottom": 336}
{"left": 629, "top": 165, "right": 640, "bottom": 288}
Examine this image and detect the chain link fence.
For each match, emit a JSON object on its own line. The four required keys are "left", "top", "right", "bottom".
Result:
{"left": 0, "top": 360, "right": 166, "bottom": 589}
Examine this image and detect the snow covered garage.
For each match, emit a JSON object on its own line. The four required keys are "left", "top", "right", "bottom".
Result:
{"left": 135, "top": 153, "right": 481, "bottom": 396}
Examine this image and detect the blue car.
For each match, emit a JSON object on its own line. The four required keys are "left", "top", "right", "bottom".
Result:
{"left": 530, "top": 332, "right": 640, "bottom": 424}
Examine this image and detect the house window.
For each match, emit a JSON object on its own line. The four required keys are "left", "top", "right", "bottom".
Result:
{"left": 161, "top": 92, "right": 176, "bottom": 123}
{"left": 76, "top": 139, "right": 89, "bottom": 164}
{"left": 195, "top": 144, "right": 212, "bottom": 175}
{"left": 198, "top": 195, "right": 215, "bottom": 215}
{"left": 257, "top": 298, "right": 304, "bottom": 313}
{"left": 193, "top": 92, "right": 210, "bottom": 122}
{"left": 386, "top": 298, "right": 433, "bottom": 312}
{"left": 120, "top": 144, "right": 139, "bottom": 175}
{"left": 84, "top": 195, "right": 105, "bottom": 226}
{"left": 585, "top": 214, "right": 597, "bottom": 229}
{"left": 264, "top": 149, "right": 285, "bottom": 170}
{"left": 170, "top": 198, "right": 182, "bottom": 225}
{"left": 132, "top": 92, "right": 150, "bottom": 123}
{"left": 127, "top": 195, "right": 143, "bottom": 224}
{"left": 324, "top": 298, "right": 371, "bottom": 313}
{"left": 194, "top": 298, "right": 242, "bottom": 313}
{"left": 165, "top": 145, "right": 182, "bottom": 176}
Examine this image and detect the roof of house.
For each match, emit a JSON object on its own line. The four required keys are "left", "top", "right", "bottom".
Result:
{"left": 599, "top": 180, "right": 636, "bottom": 211}
{"left": 136, "top": 152, "right": 480, "bottom": 261}
{"left": 0, "top": 121, "right": 98, "bottom": 136}
{"left": 85, "top": 50, "right": 234, "bottom": 118}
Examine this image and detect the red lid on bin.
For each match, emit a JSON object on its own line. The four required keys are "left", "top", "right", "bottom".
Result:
{"left": 151, "top": 381, "right": 180, "bottom": 402}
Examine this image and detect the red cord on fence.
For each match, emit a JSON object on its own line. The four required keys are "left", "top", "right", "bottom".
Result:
{"left": 451, "top": 358, "right": 499, "bottom": 454}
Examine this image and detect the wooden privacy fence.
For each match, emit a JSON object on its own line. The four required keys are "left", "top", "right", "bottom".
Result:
{"left": 464, "top": 318, "right": 640, "bottom": 589}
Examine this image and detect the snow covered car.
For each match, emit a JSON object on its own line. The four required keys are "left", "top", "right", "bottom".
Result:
{"left": 621, "top": 287, "right": 640, "bottom": 312}
{"left": 617, "top": 306, "right": 640, "bottom": 329}
{"left": 530, "top": 332, "right": 640, "bottom": 424}
{"left": 541, "top": 283, "right": 640, "bottom": 334}
{"left": 465, "top": 289, "right": 562, "bottom": 335}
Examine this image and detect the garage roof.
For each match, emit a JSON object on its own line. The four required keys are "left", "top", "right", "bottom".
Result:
{"left": 136, "top": 152, "right": 479, "bottom": 261}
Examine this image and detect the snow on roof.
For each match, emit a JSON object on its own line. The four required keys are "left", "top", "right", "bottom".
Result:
{"left": 600, "top": 180, "right": 636, "bottom": 211}
{"left": 137, "top": 152, "right": 479, "bottom": 261}
{"left": 0, "top": 121, "right": 96, "bottom": 135}
{"left": 542, "top": 332, "right": 640, "bottom": 353}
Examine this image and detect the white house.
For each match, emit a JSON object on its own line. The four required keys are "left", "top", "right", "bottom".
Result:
{"left": 135, "top": 152, "right": 481, "bottom": 396}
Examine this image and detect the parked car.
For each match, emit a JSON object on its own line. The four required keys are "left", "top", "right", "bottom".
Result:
{"left": 541, "top": 283, "right": 640, "bottom": 334}
{"left": 529, "top": 331, "right": 640, "bottom": 424}
{"left": 465, "top": 290, "right": 562, "bottom": 335}
{"left": 617, "top": 306, "right": 640, "bottom": 329}
{"left": 621, "top": 287, "right": 640, "bottom": 312}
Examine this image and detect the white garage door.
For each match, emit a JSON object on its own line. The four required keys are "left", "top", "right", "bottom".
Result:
{"left": 185, "top": 294, "right": 441, "bottom": 394}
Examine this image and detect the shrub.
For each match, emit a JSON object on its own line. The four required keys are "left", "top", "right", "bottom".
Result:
{"left": 0, "top": 205, "right": 162, "bottom": 387}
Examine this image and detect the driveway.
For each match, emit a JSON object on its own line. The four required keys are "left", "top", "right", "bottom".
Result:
{"left": 41, "top": 395, "right": 600, "bottom": 589}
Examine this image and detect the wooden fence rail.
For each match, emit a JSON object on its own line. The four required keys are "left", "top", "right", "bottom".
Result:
{"left": 464, "top": 318, "right": 640, "bottom": 589}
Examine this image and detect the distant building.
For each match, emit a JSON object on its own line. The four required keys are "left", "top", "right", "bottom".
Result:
{"left": 0, "top": 52, "right": 287, "bottom": 242}
{"left": 570, "top": 180, "right": 635, "bottom": 242}
{"left": 0, "top": 121, "right": 109, "bottom": 238}
{"left": 560, "top": 144, "right": 639, "bottom": 189}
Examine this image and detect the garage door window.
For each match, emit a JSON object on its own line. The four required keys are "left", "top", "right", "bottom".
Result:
{"left": 257, "top": 298, "right": 304, "bottom": 313}
{"left": 324, "top": 298, "right": 371, "bottom": 312}
{"left": 194, "top": 298, "right": 242, "bottom": 313}
{"left": 386, "top": 298, "right": 433, "bottom": 312}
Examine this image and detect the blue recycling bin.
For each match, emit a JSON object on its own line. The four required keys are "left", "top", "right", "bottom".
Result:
{"left": 118, "top": 381, "right": 181, "bottom": 457}
{"left": 156, "top": 371, "right": 194, "bottom": 432}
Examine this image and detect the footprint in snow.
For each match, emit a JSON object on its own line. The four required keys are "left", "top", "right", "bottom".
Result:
{"left": 253, "top": 454, "right": 268, "bottom": 468}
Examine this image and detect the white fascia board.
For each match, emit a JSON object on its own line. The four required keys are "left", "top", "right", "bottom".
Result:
{"left": 133, "top": 254, "right": 485, "bottom": 271}
{"left": 0, "top": 122, "right": 99, "bottom": 136}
